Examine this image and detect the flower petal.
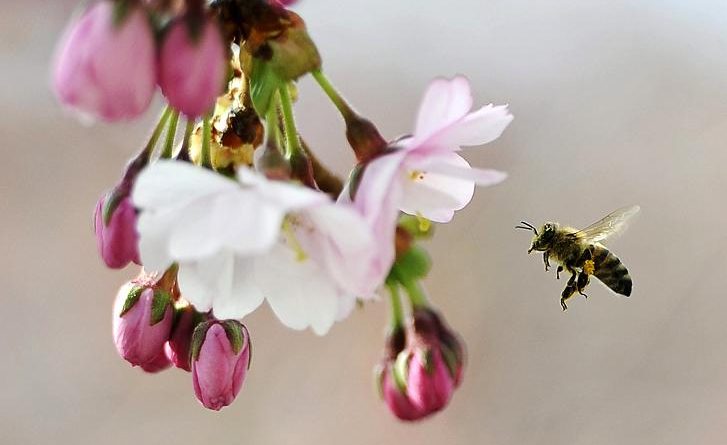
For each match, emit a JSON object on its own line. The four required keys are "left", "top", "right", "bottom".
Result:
{"left": 427, "top": 104, "right": 513, "bottom": 151}
{"left": 133, "top": 160, "right": 236, "bottom": 210}
{"left": 256, "top": 245, "right": 339, "bottom": 335}
{"left": 399, "top": 153, "right": 476, "bottom": 223}
{"left": 136, "top": 208, "right": 177, "bottom": 272}
{"left": 414, "top": 76, "right": 473, "bottom": 145}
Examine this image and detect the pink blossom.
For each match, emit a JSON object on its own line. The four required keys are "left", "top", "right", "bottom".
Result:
{"left": 113, "top": 284, "right": 174, "bottom": 368}
{"left": 159, "top": 17, "right": 227, "bottom": 117}
{"left": 52, "top": 1, "right": 157, "bottom": 121}
{"left": 94, "top": 194, "right": 140, "bottom": 269}
{"left": 192, "top": 321, "right": 251, "bottom": 410}
{"left": 351, "top": 76, "right": 513, "bottom": 262}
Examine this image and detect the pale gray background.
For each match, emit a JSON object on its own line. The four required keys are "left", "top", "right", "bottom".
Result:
{"left": 2, "top": 1, "right": 727, "bottom": 444}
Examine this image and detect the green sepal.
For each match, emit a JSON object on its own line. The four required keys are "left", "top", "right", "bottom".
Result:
{"left": 111, "top": 0, "right": 132, "bottom": 28}
{"left": 398, "top": 214, "right": 435, "bottom": 239}
{"left": 222, "top": 320, "right": 246, "bottom": 356}
{"left": 440, "top": 343, "right": 460, "bottom": 380}
{"left": 267, "top": 20, "right": 321, "bottom": 81}
{"left": 149, "top": 289, "right": 172, "bottom": 326}
{"left": 250, "top": 59, "right": 284, "bottom": 117}
{"left": 119, "top": 286, "right": 144, "bottom": 317}
{"left": 421, "top": 347, "right": 434, "bottom": 375}
{"left": 191, "top": 321, "right": 214, "bottom": 362}
{"left": 395, "top": 245, "right": 432, "bottom": 280}
{"left": 102, "top": 189, "right": 125, "bottom": 227}
{"left": 393, "top": 351, "right": 410, "bottom": 394}
{"left": 347, "top": 163, "right": 365, "bottom": 201}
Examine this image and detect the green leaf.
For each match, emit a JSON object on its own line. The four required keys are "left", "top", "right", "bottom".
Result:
{"left": 250, "top": 58, "right": 284, "bottom": 117}
{"left": 395, "top": 245, "right": 432, "bottom": 280}
{"left": 119, "top": 286, "right": 143, "bottom": 317}
{"left": 149, "top": 290, "right": 171, "bottom": 326}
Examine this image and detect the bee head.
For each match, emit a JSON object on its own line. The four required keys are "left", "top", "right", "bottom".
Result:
{"left": 517, "top": 221, "right": 558, "bottom": 253}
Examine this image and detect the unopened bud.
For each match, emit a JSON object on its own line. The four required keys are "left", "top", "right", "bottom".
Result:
{"left": 112, "top": 281, "right": 174, "bottom": 368}
{"left": 165, "top": 305, "right": 205, "bottom": 372}
{"left": 94, "top": 190, "right": 140, "bottom": 269}
{"left": 191, "top": 320, "right": 251, "bottom": 410}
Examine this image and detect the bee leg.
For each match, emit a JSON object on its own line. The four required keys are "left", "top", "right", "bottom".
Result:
{"left": 577, "top": 272, "right": 590, "bottom": 299}
{"left": 560, "top": 271, "right": 578, "bottom": 311}
{"left": 556, "top": 266, "right": 563, "bottom": 279}
{"left": 543, "top": 252, "right": 551, "bottom": 272}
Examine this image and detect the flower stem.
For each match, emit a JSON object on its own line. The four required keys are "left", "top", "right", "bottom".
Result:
{"left": 277, "top": 84, "right": 302, "bottom": 158}
{"left": 311, "top": 70, "right": 354, "bottom": 119}
{"left": 161, "top": 110, "right": 180, "bottom": 159}
{"left": 143, "top": 106, "right": 172, "bottom": 161}
{"left": 177, "top": 119, "right": 195, "bottom": 161}
{"left": 200, "top": 115, "right": 213, "bottom": 169}
{"left": 394, "top": 266, "right": 429, "bottom": 309}
{"left": 387, "top": 282, "right": 405, "bottom": 330}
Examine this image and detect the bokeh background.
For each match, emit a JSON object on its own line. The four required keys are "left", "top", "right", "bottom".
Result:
{"left": 3, "top": 0, "right": 727, "bottom": 444}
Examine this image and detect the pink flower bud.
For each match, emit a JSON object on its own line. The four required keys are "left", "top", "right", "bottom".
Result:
{"left": 376, "top": 363, "right": 426, "bottom": 421}
{"left": 112, "top": 283, "right": 173, "bottom": 368}
{"left": 94, "top": 194, "right": 140, "bottom": 269}
{"left": 164, "top": 305, "right": 203, "bottom": 372}
{"left": 404, "top": 346, "right": 455, "bottom": 414}
{"left": 139, "top": 350, "right": 172, "bottom": 373}
{"left": 191, "top": 320, "right": 251, "bottom": 411}
{"left": 52, "top": 1, "right": 157, "bottom": 121}
{"left": 159, "top": 17, "right": 227, "bottom": 117}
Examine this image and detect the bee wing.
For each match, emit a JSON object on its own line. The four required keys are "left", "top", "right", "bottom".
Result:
{"left": 574, "top": 205, "right": 640, "bottom": 244}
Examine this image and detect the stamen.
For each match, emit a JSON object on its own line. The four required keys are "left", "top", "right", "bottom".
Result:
{"left": 409, "top": 170, "right": 426, "bottom": 181}
{"left": 282, "top": 218, "right": 308, "bottom": 262}
{"left": 415, "top": 212, "right": 431, "bottom": 232}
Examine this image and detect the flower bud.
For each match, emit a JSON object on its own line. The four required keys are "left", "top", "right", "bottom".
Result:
{"left": 139, "top": 350, "right": 172, "bottom": 373}
{"left": 402, "top": 344, "right": 455, "bottom": 413}
{"left": 262, "top": 12, "right": 320, "bottom": 82}
{"left": 94, "top": 191, "right": 140, "bottom": 269}
{"left": 164, "top": 305, "right": 204, "bottom": 372}
{"left": 159, "top": 16, "right": 228, "bottom": 117}
{"left": 112, "top": 281, "right": 174, "bottom": 368}
{"left": 376, "top": 363, "right": 426, "bottom": 421}
{"left": 191, "top": 320, "right": 251, "bottom": 411}
{"left": 52, "top": 1, "right": 157, "bottom": 121}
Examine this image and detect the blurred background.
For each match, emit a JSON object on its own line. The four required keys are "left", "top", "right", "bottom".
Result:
{"left": 2, "top": 0, "right": 727, "bottom": 444}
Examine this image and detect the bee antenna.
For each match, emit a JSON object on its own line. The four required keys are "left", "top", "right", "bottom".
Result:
{"left": 515, "top": 221, "right": 538, "bottom": 235}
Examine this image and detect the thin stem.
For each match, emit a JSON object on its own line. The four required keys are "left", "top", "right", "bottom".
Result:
{"left": 278, "top": 84, "right": 302, "bottom": 157}
{"left": 311, "top": 70, "right": 354, "bottom": 119}
{"left": 387, "top": 282, "right": 405, "bottom": 330}
{"left": 395, "top": 266, "right": 428, "bottom": 308}
{"left": 200, "top": 115, "right": 213, "bottom": 168}
{"left": 178, "top": 119, "right": 195, "bottom": 160}
{"left": 143, "top": 106, "right": 173, "bottom": 160}
{"left": 161, "top": 110, "right": 180, "bottom": 159}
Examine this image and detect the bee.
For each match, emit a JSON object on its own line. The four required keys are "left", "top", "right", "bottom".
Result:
{"left": 516, "top": 205, "right": 640, "bottom": 311}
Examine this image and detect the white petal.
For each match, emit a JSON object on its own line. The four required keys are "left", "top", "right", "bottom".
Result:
{"left": 132, "top": 160, "right": 236, "bottom": 210}
{"left": 167, "top": 196, "right": 225, "bottom": 261}
{"left": 354, "top": 151, "right": 407, "bottom": 224}
{"left": 176, "top": 251, "right": 235, "bottom": 313}
{"left": 336, "top": 294, "right": 357, "bottom": 322}
{"left": 256, "top": 245, "right": 339, "bottom": 335}
{"left": 136, "top": 209, "right": 176, "bottom": 272}
{"left": 424, "top": 163, "right": 508, "bottom": 187}
{"left": 414, "top": 76, "right": 473, "bottom": 144}
{"left": 238, "top": 165, "right": 329, "bottom": 211}
{"left": 429, "top": 104, "right": 513, "bottom": 150}
{"left": 297, "top": 203, "right": 380, "bottom": 296}
{"left": 212, "top": 256, "right": 265, "bottom": 320}
{"left": 399, "top": 153, "right": 476, "bottom": 223}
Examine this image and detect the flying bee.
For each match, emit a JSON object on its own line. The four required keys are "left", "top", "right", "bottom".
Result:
{"left": 516, "top": 205, "right": 640, "bottom": 311}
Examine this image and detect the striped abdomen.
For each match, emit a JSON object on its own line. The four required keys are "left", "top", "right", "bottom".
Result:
{"left": 592, "top": 245, "right": 632, "bottom": 296}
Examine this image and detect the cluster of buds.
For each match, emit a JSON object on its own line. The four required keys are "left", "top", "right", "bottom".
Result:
{"left": 113, "top": 268, "right": 252, "bottom": 410}
{"left": 54, "top": 0, "right": 513, "bottom": 419}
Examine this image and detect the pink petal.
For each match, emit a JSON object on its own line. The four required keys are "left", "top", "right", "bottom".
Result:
{"left": 413, "top": 76, "right": 473, "bottom": 145}
{"left": 429, "top": 103, "right": 513, "bottom": 150}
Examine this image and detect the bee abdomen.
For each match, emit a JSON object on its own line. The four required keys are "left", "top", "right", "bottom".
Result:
{"left": 592, "top": 246, "right": 632, "bottom": 296}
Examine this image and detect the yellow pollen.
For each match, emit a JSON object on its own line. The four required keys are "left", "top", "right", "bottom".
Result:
{"left": 409, "top": 170, "right": 426, "bottom": 181}
{"left": 282, "top": 219, "right": 308, "bottom": 262}
{"left": 583, "top": 259, "right": 595, "bottom": 275}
